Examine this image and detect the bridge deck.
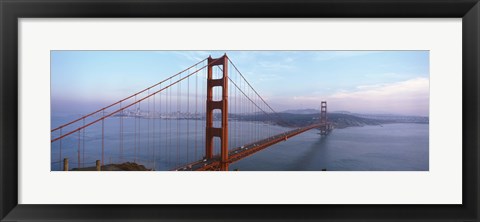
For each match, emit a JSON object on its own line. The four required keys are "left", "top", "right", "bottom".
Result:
{"left": 174, "top": 123, "right": 329, "bottom": 171}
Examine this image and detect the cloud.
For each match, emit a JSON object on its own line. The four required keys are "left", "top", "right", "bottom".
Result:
{"left": 232, "top": 53, "right": 295, "bottom": 84}
{"left": 258, "top": 61, "right": 294, "bottom": 70}
{"left": 364, "top": 72, "right": 405, "bottom": 80}
{"left": 257, "top": 73, "right": 283, "bottom": 82}
{"left": 330, "top": 77, "right": 428, "bottom": 99}
{"left": 288, "top": 77, "right": 429, "bottom": 116}
{"left": 171, "top": 51, "right": 211, "bottom": 62}
{"left": 284, "top": 57, "right": 295, "bottom": 63}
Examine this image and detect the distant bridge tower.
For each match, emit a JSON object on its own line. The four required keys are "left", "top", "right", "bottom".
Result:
{"left": 205, "top": 54, "right": 229, "bottom": 171}
{"left": 320, "top": 101, "right": 329, "bottom": 135}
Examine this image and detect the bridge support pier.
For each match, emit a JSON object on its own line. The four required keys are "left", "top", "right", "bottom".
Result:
{"left": 63, "top": 158, "right": 69, "bottom": 171}
{"left": 205, "top": 55, "right": 229, "bottom": 171}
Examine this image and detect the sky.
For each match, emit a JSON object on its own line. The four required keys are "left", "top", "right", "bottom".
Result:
{"left": 51, "top": 51, "right": 429, "bottom": 116}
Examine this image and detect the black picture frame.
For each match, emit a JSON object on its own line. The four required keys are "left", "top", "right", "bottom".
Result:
{"left": 1, "top": 0, "right": 479, "bottom": 221}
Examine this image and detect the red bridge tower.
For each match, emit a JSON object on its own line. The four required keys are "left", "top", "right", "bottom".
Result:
{"left": 320, "top": 101, "right": 329, "bottom": 135}
{"left": 205, "top": 55, "right": 229, "bottom": 171}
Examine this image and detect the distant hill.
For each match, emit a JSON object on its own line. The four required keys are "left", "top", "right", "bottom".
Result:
{"left": 230, "top": 112, "right": 428, "bottom": 128}
{"left": 282, "top": 108, "right": 319, "bottom": 114}
{"left": 330, "top": 111, "right": 429, "bottom": 124}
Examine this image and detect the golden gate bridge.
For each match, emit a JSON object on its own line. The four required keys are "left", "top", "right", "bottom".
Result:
{"left": 51, "top": 54, "right": 332, "bottom": 171}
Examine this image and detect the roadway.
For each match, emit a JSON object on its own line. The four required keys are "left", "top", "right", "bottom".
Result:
{"left": 174, "top": 122, "right": 329, "bottom": 171}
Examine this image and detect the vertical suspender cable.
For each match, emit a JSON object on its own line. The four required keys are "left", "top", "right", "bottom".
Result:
{"left": 187, "top": 71, "right": 190, "bottom": 163}
{"left": 134, "top": 95, "right": 137, "bottom": 163}
{"left": 160, "top": 83, "right": 164, "bottom": 169}
{"left": 195, "top": 65, "right": 198, "bottom": 160}
{"left": 102, "top": 109, "right": 105, "bottom": 166}
{"left": 59, "top": 128, "right": 62, "bottom": 166}
{"left": 147, "top": 89, "right": 150, "bottom": 167}
{"left": 177, "top": 72, "right": 181, "bottom": 167}
{"left": 138, "top": 100, "right": 141, "bottom": 159}
{"left": 153, "top": 93, "right": 156, "bottom": 170}
{"left": 165, "top": 80, "right": 169, "bottom": 167}
{"left": 119, "top": 102, "right": 123, "bottom": 162}
{"left": 77, "top": 130, "right": 81, "bottom": 168}
{"left": 169, "top": 78, "right": 172, "bottom": 166}
{"left": 82, "top": 118, "right": 85, "bottom": 167}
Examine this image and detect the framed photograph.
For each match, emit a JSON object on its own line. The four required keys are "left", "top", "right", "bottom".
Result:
{"left": 1, "top": 0, "right": 479, "bottom": 221}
